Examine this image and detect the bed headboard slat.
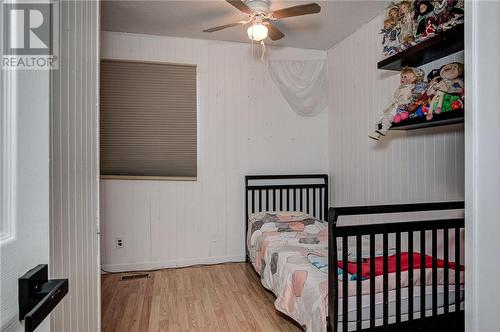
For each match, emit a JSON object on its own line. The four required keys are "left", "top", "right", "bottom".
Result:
{"left": 245, "top": 174, "right": 329, "bottom": 260}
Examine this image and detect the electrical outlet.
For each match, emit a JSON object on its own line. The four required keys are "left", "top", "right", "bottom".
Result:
{"left": 115, "top": 237, "right": 124, "bottom": 249}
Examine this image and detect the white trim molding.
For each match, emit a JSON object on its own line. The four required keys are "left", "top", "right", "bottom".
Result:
{"left": 465, "top": 1, "right": 500, "bottom": 331}
{"left": 101, "top": 255, "right": 246, "bottom": 273}
{"left": 0, "top": 67, "right": 17, "bottom": 245}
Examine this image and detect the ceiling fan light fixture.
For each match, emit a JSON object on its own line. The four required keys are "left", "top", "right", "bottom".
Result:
{"left": 247, "top": 23, "right": 268, "bottom": 41}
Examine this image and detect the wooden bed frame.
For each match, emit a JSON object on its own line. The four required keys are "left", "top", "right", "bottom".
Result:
{"left": 245, "top": 175, "right": 464, "bottom": 332}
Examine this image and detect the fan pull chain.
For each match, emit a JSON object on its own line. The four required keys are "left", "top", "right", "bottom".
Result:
{"left": 260, "top": 40, "right": 266, "bottom": 62}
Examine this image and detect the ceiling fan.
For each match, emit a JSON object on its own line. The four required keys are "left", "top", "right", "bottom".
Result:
{"left": 203, "top": 0, "right": 321, "bottom": 42}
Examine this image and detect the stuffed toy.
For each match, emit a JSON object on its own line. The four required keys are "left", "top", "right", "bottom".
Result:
{"left": 420, "top": 68, "right": 442, "bottom": 120}
{"left": 414, "top": 1, "right": 436, "bottom": 39}
{"left": 439, "top": 94, "right": 463, "bottom": 112}
{"left": 429, "top": 62, "right": 464, "bottom": 115}
{"left": 369, "top": 67, "right": 425, "bottom": 140}
{"left": 406, "top": 80, "right": 430, "bottom": 118}
{"left": 405, "top": 69, "right": 441, "bottom": 120}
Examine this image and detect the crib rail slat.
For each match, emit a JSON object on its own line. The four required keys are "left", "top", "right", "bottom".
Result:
{"left": 258, "top": 189, "right": 262, "bottom": 212}
{"left": 251, "top": 190, "right": 255, "bottom": 213}
{"left": 383, "top": 233, "right": 389, "bottom": 326}
{"left": 300, "top": 189, "right": 303, "bottom": 211}
{"left": 444, "top": 229, "right": 449, "bottom": 314}
{"left": 420, "top": 230, "right": 426, "bottom": 318}
{"left": 432, "top": 229, "right": 438, "bottom": 317}
{"left": 286, "top": 189, "right": 290, "bottom": 211}
{"left": 342, "top": 236, "right": 348, "bottom": 332}
{"left": 408, "top": 231, "right": 414, "bottom": 322}
{"left": 306, "top": 188, "right": 310, "bottom": 214}
{"left": 370, "top": 234, "right": 375, "bottom": 329}
{"left": 356, "top": 235, "right": 362, "bottom": 331}
{"left": 313, "top": 188, "right": 317, "bottom": 218}
{"left": 273, "top": 189, "right": 276, "bottom": 211}
{"left": 319, "top": 188, "right": 323, "bottom": 220}
{"left": 395, "top": 231, "right": 402, "bottom": 324}
{"left": 266, "top": 189, "right": 270, "bottom": 211}
{"left": 280, "top": 188, "right": 283, "bottom": 211}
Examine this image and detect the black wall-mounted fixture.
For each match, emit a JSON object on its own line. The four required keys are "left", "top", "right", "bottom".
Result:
{"left": 19, "top": 265, "right": 68, "bottom": 332}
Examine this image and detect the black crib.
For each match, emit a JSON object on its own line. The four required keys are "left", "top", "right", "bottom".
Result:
{"left": 245, "top": 174, "right": 329, "bottom": 261}
{"left": 327, "top": 201, "right": 465, "bottom": 332}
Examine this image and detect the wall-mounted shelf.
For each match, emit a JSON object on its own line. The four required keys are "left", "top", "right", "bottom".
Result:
{"left": 378, "top": 24, "right": 464, "bottom": 71}
{"left": 390, "top": 110, "right": 464, "bottom": 130}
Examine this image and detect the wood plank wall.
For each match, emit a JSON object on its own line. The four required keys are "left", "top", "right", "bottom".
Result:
{"left": 327, "top": 14, "right": 465, "bottom": 224}
{"left": 50, "top": 1, "right": 100, "bottom": 331}
{"left": 99, "top": 32, "right": 329, "bottom": 272}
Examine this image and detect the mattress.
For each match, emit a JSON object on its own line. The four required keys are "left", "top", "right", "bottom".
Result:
{"left": 247, "top": 211, "right": 464, "bottom": 332}
{"left": 338, "top": 284, "right": 464, "bottom": 323}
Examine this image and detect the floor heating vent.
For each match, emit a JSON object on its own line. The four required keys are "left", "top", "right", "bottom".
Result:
{"left": 121, "top": 273, "right": 149, "bottom": 281}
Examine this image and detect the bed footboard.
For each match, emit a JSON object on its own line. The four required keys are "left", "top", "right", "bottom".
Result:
{"left": 327, "top": 202, "right": 465, "bottom": 332}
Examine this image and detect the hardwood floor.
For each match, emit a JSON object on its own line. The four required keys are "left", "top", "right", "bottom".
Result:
{"left": 101, "top": 262, "right": 303, "bottom": 332}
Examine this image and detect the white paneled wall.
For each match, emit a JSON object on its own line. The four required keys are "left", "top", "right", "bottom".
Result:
{"left": 328, "top": 15, "right": 464, "bottom": 211}
{"left": 100, "top": 32, "right": 329, "bottom": 271}
{"left": 50, "top": 1, "right": 100, "bottom": 331}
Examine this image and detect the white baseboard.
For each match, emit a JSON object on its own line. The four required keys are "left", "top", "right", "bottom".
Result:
{"left": 101, "top": 254, "right": 246, "bottom": 273}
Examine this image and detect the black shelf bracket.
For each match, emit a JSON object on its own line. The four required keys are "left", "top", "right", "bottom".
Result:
{"left": 19, "top": 265, "right": 68, "bottom": 332}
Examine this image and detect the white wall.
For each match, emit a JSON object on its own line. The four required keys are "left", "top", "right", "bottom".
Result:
{"left": 464, "top": 1, "right": 500, "bottom": 331}
{"left": 327, "top": 15, "right": 464, "bottom": 210}
{"left": 100, "top": 32, "right": 329, "bottom": 271}
{"left": 50, "top": 1, "right": 100, "bottom": 331}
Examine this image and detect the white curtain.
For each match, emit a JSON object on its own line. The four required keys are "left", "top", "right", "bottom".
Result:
{"left": 267, "top": 60, "right": 328, "bottom": 117}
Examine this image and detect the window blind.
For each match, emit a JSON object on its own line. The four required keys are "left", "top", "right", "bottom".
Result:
{"left": 100, "top": 59, "right": 197, "bottom": 178}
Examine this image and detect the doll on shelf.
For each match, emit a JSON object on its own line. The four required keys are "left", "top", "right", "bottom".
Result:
{"left": 381, "top": 18, "right": 401, "bottom": 56}
{"left": 429, "top": 62, "right": 464, "bottom": 115}
{"left": 421, "top": 68, "right": 442, "bottom": 120}
{"left": 387, "top": 4, "right": 401, "bottom": 23}
{"left": 432, "top": 0, "right": 453, "bottom": 27}
{"left": 414, "top": 1, "right": 436, "bottom": 40}
{"left": 398, "top": 1, "right": 416, "bottom": 49}
{"left": 369, "top": 67, "right": 425, "bottom": 140}
{"left": 381, "top": 4, "right": 402, "bottom": 56}
{"left": 421, "top": 16, "right": 438, "bottom": 39}
{"left": 442, "top": 6, "right": 464, "bottom": 30}
{"left": 405, "top": 78, "right": 431, "bottom": 120}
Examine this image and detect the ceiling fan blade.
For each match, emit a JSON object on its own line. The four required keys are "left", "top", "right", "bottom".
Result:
{"left": 263, "top": 22, "right": 285, "bottom": 41}
{"left": 203, "top": 21, "right": 247, "bottom": 33}
{"left": 226, "top": 0, "right": 253, "bottom": 15}
{"left": 270, "top": 3, "right": 321, "bottom": 19}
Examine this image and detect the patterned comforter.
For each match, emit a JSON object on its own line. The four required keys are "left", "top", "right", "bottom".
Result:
{"left": 247, "top": 211, "right": 329, "bottom": 332}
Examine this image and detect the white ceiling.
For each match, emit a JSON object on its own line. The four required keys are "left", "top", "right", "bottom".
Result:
{"left": 101, "top": 0, "right": 388, "bottom": 50}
